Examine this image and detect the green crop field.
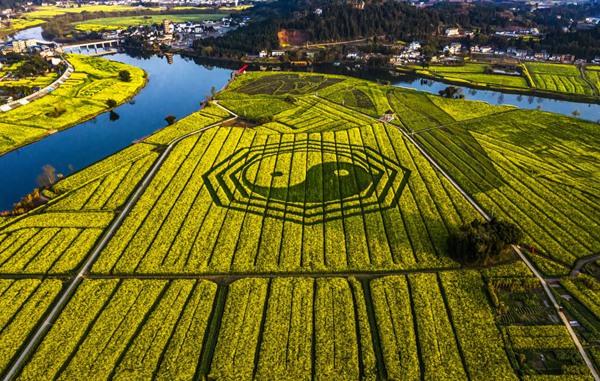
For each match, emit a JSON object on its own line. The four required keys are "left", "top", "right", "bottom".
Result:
{"left": 0, "top": 71, "right": 597, "bottom": 379}
{"left": 0, "top": 54, "right": 146, "bottom": 155}
{"left": 411, "top": 108, "right": 600, "bottom": 268}
{"left": 583, "top": 66, "right": 600, "bottom": 94}
{"left": 0, "top": 70, "right": 57, "bottom": 89}
{"left": 73, "top": 13, "right": 224, "bottom": 32}
{"left": 416, "top": 63, "right": 530, "bottom": 89}
{"left": 525, "top": 62, "right": 595, "bottom": 95}
{"left": 408, "top": 62, "right": 600, "bottom": 98}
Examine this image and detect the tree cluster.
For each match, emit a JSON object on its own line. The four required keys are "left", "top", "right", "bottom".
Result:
{"left": 438, "top": 86, "right": 464, "bottom": 99}
{"left": 15, "top": 54, "right": 49, "bottom": 78}
{"left": 446, "top": 219, "right": 523, "bottom": 265}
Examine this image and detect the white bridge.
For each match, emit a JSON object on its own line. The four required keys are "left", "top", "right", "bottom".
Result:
{"left": 58, "top": 39, "right": 119, "bottom": 56}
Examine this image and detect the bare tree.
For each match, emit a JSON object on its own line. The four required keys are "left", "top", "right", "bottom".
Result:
{"left": 36, "top": 164, "right": 57, "bottom": 188}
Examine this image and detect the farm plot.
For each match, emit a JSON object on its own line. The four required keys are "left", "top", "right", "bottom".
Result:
{"left": 0, "top": 212, "right": 112, "bottom": 275}
{"left": 11, "top": 275, "right": 532, "bottom": 380}
{"left": 0, "top": 279, "right": 62, "bottom": 376}
{"left": 91, "top": 117, "right": 480, "bottom": 275}
{"left": 561, "top": 275, "right": 600, "bottom": 322}
{"left": 525, "top": 63, "right": 594, "bottom": 95}
{"left": 2, "top": 71, "right": 595, "bottom": 379}
{"left": 503, "top": 325, "right": 592, "bottom": 378}
{"left": 0, "top": 104, "right": 226, "bottom": 276}
{"left": 583, "top": 66, "right": 600, "bottom": 94}
{"left": 413, "top": 109, "right": 600, "bottom": 268}
{"left": 421, "top": 63, "right": 530, "bottom": 89}
{"left": 0, "top": 54, "right": 145, "bottom": 155}
{"left": 17, "top": 279, "right": 217, "bottom": 380}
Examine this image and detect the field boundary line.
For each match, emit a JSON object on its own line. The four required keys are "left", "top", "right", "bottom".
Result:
{"left": 580, "top": 65, "right": 599, "bottom": 97}
{"left": 312, "top": 95, "right": 600, "bottom": 381}
{"left": 2, "top": 108, "right": 237, "bottom": 380}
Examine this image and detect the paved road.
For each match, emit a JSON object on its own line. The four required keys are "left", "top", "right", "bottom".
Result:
{"left": 315, "top": 95, "right": 600, "bottom": 381}
{"left": 571, "top": 253, "right": 600, "bottom": 277}
{"left": 3, "top": 110, "right": 236, "bottom": 380}
{"left": 1, "top": 59, "right": 74, "bottom": 113}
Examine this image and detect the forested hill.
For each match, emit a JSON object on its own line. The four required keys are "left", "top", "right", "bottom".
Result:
{"left": 0, "top": 0, "right": 20, "bottom": 9}
{"left": 195, "top": 1, "right": 514, "bottom": 56}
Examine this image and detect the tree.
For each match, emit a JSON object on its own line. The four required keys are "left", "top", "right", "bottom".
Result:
{"left": 106, "top": 99, "right": 117, "bottom": 108}
{"left": 36, "top": 164, "right": 58, "bottom": 188}
{"left": 446, "top": 219, "right": 522, "bottom": 265}
{"left": 109, "top": 111, "right": 120, "bottom": 121}
{"left": 439, "top": 86, "right": 465, "bottom": 99}
{"left": 118, "top": 70, "right": 132, "bottom": 82}
{"left": 165, "top": 115, "right": 176, "bottom": 125}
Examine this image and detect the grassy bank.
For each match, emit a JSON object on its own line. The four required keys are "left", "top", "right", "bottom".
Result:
{"left": 0, "top": 54, "right": 147, "bottom": 156}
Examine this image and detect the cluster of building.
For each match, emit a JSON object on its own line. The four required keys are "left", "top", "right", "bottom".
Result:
{"left": 98, "top": 16, "right": 245, "bottom": 50}
{"left": 439, "top": 42, "right": 582, "bottom": 64}
{"left": 1, "top": 38, "right": 62, "bottom": 58}
{"left": 389, "top": 41, "right": 422, "bottom": 64}
{"left": 494, "top": 27, "right": 541, "bottom": 37}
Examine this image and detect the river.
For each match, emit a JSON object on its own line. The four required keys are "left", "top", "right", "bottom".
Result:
{"left": 1, "top": 30, "right": 233, "bottom": 210}
{"left": 0, "top": 27, "right": 598, "bottom": 211}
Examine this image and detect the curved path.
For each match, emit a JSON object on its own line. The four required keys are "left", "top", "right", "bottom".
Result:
{"left": 3, "top": 105, "right": 237, "bottom": 380}
{"left": 571, "top": 253, "right": 600, "bottom": 277}
{"left": 580, "top": 65, "right": 599, "bottom": 97}
{"left": 315, "top": 95, "right": 600, "bottom": 381}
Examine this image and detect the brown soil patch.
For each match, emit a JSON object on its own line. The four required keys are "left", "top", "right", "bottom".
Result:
{"left": 278, "top": 29, "right": 309, "bottom": 46}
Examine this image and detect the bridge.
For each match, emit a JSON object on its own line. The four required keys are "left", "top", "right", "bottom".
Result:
{"left": 58, "top": 39, "right": 119, "bottom": 56}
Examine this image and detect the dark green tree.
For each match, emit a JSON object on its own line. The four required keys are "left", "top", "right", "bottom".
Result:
{"left": 118, "top": 70, "right": 132, "bottom": 82}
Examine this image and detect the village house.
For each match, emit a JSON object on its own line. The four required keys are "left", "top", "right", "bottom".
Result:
{"left": 445, "top": 28, "right": 460, "bottom": 37}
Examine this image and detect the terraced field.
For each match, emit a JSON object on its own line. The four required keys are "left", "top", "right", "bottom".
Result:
{"left": 0, "top": 72, "right": 597, "bottom": 380}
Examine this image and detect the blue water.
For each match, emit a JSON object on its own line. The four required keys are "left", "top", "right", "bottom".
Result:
{"left": 0, "top": 53, "right": 232, "bottom": 210}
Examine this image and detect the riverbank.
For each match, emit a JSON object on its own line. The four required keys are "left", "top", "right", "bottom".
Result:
{"left": 175, "top": 49, "right": 600, "bottom": 105}
{"left": 0, "top": 54, "right": 147, "bottom": 157}
{"left": 0, "top": 52, "right": 232, "bottom": 211}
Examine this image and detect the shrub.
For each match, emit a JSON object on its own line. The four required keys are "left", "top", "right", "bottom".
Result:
{"left": 118, "top": 70, "right": 132, "bottom": 82}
